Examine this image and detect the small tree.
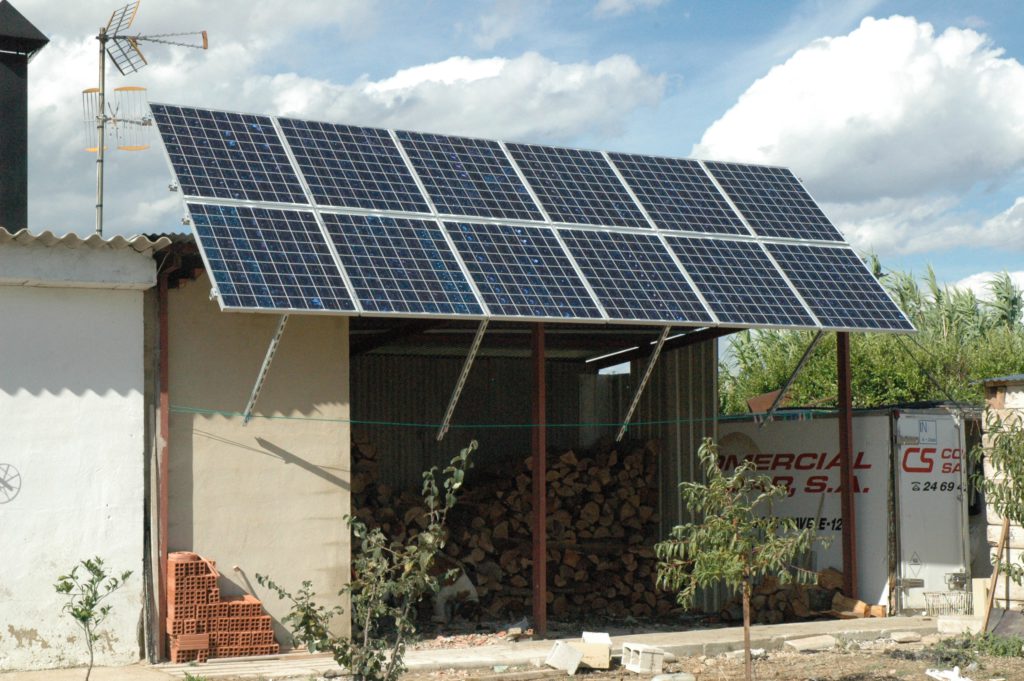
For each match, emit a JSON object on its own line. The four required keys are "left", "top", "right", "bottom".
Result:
{"left": 258, "top": 441, "right": 476, "bottom": 681}
{"left": 655, "top": 438, "right": 826, "bottom": 681}
{"left": 54, "top": 557, "right": 132, "bottom": 681}
{"left": 972, "top": 412, "right": 1024, "bottom": 587}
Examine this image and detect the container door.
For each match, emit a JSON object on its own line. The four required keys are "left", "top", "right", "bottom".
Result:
{"left": 895, "top": 413, "right": 970, "bottom": 612}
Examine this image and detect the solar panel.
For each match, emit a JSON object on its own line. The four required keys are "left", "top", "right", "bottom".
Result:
{"left": 665, "top": 237, "right": 815, "bottom": 327}
{"left": 322, "top": 213, "right": 483, "bottom": 316}
{"left": 506, "top": 143, "right": 649, "bottom": 228}
{"left": 766, "top": 243, "right": 913, "bottom": 331}
{"left": 609, "top": 153, "right": 747, "bottom": 235}
{"left": 704, "top": 161, "right": 844, "bottom": 241}
{"left": 188, "top": 203, "right": 355, "bottom": 312}
{"left": 396, "top": 131, "right": 543, "bottom": 221}
{"left": 559, "top": 230, "right": 713, "bottom": 324}
{"left": 151, "top": 105, "right": 307, "bottom": 204}
{"left": 278, "top": 118, "right": 430, "bottom": 213}
{"left": 444, "top": 222, "right": 603, "bottom": 320}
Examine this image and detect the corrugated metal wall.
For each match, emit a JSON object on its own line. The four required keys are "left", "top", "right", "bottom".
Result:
{"left": 350, "top": 354, "right": 584, "bottom": 488}
{"left": 351, "top": 338, "right": 725, "bottom": 611}
{"left": 631, "top": 338, "right": 725, "bottom": 612}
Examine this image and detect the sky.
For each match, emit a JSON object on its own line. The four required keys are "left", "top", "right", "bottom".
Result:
{"left": 15, "top": 0, "right": 1024, "bottom": 295}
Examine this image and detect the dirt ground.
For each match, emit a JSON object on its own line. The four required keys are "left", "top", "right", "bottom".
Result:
{"left": 403, "top": 635, "right": 1024, "bottom": 681}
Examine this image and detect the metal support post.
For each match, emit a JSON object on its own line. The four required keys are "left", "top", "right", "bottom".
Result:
{"left": 436, "top": 320, "right": 488, "bottom": 441}
{"left": 95, "top": 27, "right": 107, "bottom": 236}
{"left": 616, "top": 326, "right": 671, "bottom": 442}
{"left": 531, "top": 323, "right": 547, "bottom": 638}
{"left": 837, "top": 331, "right": 858, "bottom": 598}
{"left": 760, "top": 330, "right": 825, "bottom": 426}
{"left": 242, "top": 315, "right": 289, "bottom": 425}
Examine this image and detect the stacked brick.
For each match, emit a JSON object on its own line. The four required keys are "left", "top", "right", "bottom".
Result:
{"left": 167, "top": 551, "right": 279, "bottom": 663}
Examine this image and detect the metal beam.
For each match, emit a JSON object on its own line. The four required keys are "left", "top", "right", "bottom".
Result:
{"left": 531, "top": 323, "right": 548, "bottom": 638}
{"left": 349, "top": 320, "right": 445, "bottom": 356}
{"left": 760, "top": 330, "right": 824, "bottom": 426}
{"left": 616, "top": 326, "right": 671, "bottom": 442}
{"left": 837, "top": 331, "right": 858, "bottom": 599}
{"left": 242, "top": 315, "right": 289, "bottom": 425}
{"left": 436, "top": 320, "right": 488, "bottom": 441}
{"left": 586, "top": 327, "right": 737, "bottom": 371}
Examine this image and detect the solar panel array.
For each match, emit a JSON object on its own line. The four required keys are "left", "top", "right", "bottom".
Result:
{"left": 152, "top": 103, "right": 913, "bottom": 333}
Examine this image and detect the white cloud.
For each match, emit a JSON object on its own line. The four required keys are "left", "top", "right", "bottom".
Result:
{"left": 694, "top": 16, "right": 1024, "bottom": 203}
{"left": 24, "top": 23, "right": 664, "bottom": 236}
{"left": 693, "top": 15, "right": 1024, "bottom": 257}
{"left": 593, "top": 0, "right": 666, "bottom": 19}
{"left": 955, "top": 270, "right": 1024, "bottom": 299}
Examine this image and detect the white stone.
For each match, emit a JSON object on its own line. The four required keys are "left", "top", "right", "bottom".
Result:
{"left": 890, "top": 631, "right": 922, "bottom": 643}
{"left": 783, "top": 635, "right": 838, "bottom": 652}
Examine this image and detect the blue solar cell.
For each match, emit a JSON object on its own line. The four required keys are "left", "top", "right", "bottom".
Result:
{"left": 322, "top": 213, "right": 482, "bottom": 316}
{"left": 766, "top": 243, "right": 914, "bottom": 331}
{"left": 278, "top": 118, "right": 430, "bottom": 213}
{"left": 151, "top": 104, "right": 307, "bottom": 204}
{"left": 704, "top": 161, "right": 844, "bottom": 241}
{"left": 609, "top": 153, "right": 747, "bottom": 235}
{"left": 188, "top": 203, "right": 354, "bottom": 312}
{"left": 444, "top": 222, "right": 602, "bottom": 320}
{"left": 506, "top": 143, "right": 649, "bottom": 228}
{"left": 559, "top": 230, "right": 713, "bottom": 323}
{"left": 396, "top": 131, "right": 543, "bottom": 221}
{"left": 665, "top": 237, "right": 815, "bottom": 327}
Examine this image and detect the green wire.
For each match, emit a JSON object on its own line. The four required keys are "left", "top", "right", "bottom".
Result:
{"left": 169, "top": 403, "right": 837, "bottom": 429}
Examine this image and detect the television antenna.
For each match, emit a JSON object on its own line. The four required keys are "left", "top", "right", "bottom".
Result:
{"left": 88, "top": 1, "right": 208, "bottom": 235}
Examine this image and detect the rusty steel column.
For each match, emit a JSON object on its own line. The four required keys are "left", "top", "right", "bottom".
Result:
{"left": 837, "top": 331, "right": 858, "bottom": 599}
{"left": 531, "top": 323, "right": 548, "bottom": 637}
{"left": 157, "top": 271, "right": 170, "bottom": 659}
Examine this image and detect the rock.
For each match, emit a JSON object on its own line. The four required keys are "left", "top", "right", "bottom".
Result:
{"left": 890, "top": 631, "right": 922, "bottom": 644}
{"left": 323, "top": 670, "right": 346, "bottom": 679}
{"left": 725, "top": 648, "right": 766, "bottom": 661}
{"left": 651, "top": 674, "right": 696, "bottom": 681}
{"left": 784, "top": 635, "right": 838, "bottom": 653}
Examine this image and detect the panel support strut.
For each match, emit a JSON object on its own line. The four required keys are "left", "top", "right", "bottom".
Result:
{"left": 436, "top": 320, "right": 488, "bottom": 441}
{"left": 616, "top": 326, "right": 672, "bottom": 442}
{"left": 760, "top": 330, "right": 825, "bottom": 427}
{"left": 242, "top": 315, "right": 289, "bottom": 425}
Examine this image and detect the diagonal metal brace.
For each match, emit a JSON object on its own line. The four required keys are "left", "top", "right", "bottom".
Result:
{"left": 616, "top": 326, "right": 672, "bottom": 442}
{"left": 242, "top": 315, "right": 289, "bottom": 425}
{"left": 436, "top": 320, "right": 488, "bottom": 441}
{"left": 760, "top": 330, "right": 824, "bottom": 428}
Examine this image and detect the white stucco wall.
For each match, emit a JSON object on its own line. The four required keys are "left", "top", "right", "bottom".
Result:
{"left": 0, "top": 245, "right": 152, "bottom": 670}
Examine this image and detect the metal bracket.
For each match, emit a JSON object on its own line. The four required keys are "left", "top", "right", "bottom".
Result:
{"left": 436, "top": 320, "right": 488, "bottom": 441}
{"left": 760, "top": 330, "right": 824, "bottom": 428}
{"left": 616, "top": 326, "right": 671, "bottom": 442}
{"left": 242, "top": 315, "right": 289, "bottom": 425}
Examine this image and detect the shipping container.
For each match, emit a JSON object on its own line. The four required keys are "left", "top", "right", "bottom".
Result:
{"left": 717, "top": 407, "right": 980, "bottom": 615}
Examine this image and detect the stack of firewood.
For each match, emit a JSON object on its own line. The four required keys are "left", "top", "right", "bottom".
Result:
{"left": 717, "top": 568, "right": 886, "bottom": 625}
{"left": 351, "top": 437, "right": 680, "bottom": 620}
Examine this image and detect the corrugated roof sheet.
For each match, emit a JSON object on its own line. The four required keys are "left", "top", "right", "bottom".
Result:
{"left": 983, "top": 374, "right": 1024, "bottom": 386}
{"left": 0, "top": 227, "right": 174, "bottom": 254}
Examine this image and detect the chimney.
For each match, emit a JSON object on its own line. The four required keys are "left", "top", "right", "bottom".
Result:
{"left": 0, "top": 0, "right": 48, "bottom": 233}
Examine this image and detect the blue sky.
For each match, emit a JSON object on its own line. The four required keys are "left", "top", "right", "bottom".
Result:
{"left": 18, "top": 0, "right": 1024, "bottom": 294}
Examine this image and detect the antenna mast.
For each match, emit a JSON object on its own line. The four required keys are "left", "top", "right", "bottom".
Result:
{"left": 92, "top": 1, "right": 208, "bottom": 236}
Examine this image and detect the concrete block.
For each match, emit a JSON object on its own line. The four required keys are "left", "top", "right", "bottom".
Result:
{"left": 783, "top": 635, "right": 837, "bottom": 652}
{"left": 569, "top": 642, "right": 611, "bottom": 669}
{"left": 890, "top": 631, "right": 922, "bottom": 643}
{"left": 623, "top": 643, "right": 665, "bottom": 674}
{"left": 937, "top": 616, "right": 983, "bottom": 635}
{"left": 546, "top": 641, "right": 584, "bottom": 676}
